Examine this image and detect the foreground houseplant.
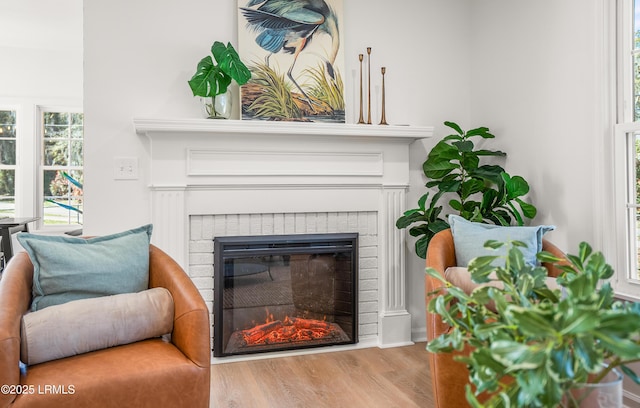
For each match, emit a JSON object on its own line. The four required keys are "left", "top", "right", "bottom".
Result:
{"left": 426, "top": 240, "right": 640, "bottom": 407}
{"left": 188, "top": 41, "right": 251, "bottom": 118}
{"left": 396, "top": 121, "right": 537, "bottom": 258}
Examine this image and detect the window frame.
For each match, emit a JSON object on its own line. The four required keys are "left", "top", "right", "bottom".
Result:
{"left": 612, "top": 0, "right": 640, "bottom": 298}
{"left": 36, "top": 105, "right": 83, "bottom": 231}
{"left": 0, "top": 107, "right": 18, "bottom": 219}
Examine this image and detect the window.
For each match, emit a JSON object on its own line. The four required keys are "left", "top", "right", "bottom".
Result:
{"left": 0, "top": 110, "right": 16, "bottom": 218}
{"left": 614, "top": 0, "right": 640, "bottom": 296}
{"left": 40, "top": 110, "right": 83, "bottom": 227}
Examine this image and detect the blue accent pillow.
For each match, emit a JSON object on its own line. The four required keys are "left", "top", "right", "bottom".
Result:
{"left": 17, "top": 224, "right": 153, "bottom": 311}
{"left": 448, "top": 215, "right": 555, "bottom": 267}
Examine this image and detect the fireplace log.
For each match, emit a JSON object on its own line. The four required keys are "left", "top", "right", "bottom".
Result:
{"left": 241, "top": 320, "right": 284, "bottom": 344}
{"left": 226, "top": 317, "right": 351, "bottom": 354}
{"left": 292, "top": 317, "right": 331, "bottom": 331}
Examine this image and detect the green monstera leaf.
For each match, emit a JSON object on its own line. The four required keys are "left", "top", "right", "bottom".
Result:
{"left": 188, "top": 41, "right": 251, "bottom": 98}
{"left": 211, "top": 41, "right": 251, "bottom": 85}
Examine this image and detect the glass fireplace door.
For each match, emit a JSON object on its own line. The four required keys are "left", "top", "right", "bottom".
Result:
{"left": 213, "top": 233, "right": 358, "bottom": 357}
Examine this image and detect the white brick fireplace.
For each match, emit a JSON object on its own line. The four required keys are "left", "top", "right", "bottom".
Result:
{"left": 134, "top": 118, "right": 432, "bottom": 352}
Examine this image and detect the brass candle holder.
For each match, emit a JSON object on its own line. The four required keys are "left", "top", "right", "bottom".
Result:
{"left": 357, "top": 54, "right": 365, "bottom": 124}
{"left": 379, "top": 67, "right": 388, "bottom": 125}
{"left": 366, "top": 47, "right": 372, "bottom": 124}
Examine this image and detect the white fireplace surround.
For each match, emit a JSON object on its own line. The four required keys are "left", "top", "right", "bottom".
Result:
{"left": 134, "top": 118, "right": 433, "bottom": 351}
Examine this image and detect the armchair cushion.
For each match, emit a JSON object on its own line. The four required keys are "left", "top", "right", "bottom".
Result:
{"left": 20, "top": 287, "right": 174, "bottom": 365}
{"left": 17, "top": 224, "right": 153, "bottom": 311}
{"left": 448, "top": 215, "right": 555, "bottom": 267}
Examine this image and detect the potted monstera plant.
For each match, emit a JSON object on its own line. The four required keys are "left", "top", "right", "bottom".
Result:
{"left": 188, "top": 41, "right": 251, "bottom": 119}
{"left": 426, "top": 240, "right": 640, "bottom": 407}
{"left": 396, "top": 121, "right": 537, "bottom": 259}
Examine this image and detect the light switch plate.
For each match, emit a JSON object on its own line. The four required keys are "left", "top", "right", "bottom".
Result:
{"left": 113, "top": 157, "right": 138, "bottom": 180}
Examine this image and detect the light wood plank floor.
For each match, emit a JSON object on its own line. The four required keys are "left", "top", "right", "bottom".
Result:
{"left": 210, "top": 342, "right": 433, "bottom": 408}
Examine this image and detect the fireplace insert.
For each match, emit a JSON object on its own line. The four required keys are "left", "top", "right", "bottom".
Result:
{"left": 213, "top": 233, "right": 358, "bottom": 357}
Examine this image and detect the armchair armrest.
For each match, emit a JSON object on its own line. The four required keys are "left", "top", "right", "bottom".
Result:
{"left": 148, "top": 245, "right": 210, "bottom": 368}
{"left": 0, "top": 253, "right": 34, "bottom": 407}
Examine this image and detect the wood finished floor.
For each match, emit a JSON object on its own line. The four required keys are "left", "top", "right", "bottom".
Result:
{"left": 210, "top": 342, "right": 433, "bottom": 408}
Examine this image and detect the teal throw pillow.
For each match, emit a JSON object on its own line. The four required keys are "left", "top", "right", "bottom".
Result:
{"left": 448, "top": 215, "right": 554, "bottom": 267}
{"left": 17, "top": 224, "right": 153, "bottom": 311}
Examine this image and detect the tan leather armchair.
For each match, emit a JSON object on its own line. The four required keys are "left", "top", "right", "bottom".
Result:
{"left": 0, "top": 245, "right": 211, "bottom": 408}
{"left": 425, "top": 229, "right": 565, "bottom": 408}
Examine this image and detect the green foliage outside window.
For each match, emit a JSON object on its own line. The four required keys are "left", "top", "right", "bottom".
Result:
{"left": 0, "top": 111, "right": 16, "bottom": 216}
{"left": 43, "top": 112, "right": 83, "bottom": 225}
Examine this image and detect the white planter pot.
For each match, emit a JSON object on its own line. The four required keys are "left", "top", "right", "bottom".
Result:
{"left": 563, "top": 367, "right": 623, "bottom": 408}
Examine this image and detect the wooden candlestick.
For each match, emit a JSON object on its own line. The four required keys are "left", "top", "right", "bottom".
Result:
{"left": 366, "top": 47, "right": 372, "bottom": 124}
{"left": 379, "top": 67, "right": 388, "bottom": 125}
{"left": 357, "top": 54, "right": 365, "bottom": 124}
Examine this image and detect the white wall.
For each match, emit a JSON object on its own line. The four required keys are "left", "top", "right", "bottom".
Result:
{"left": 0, "top": 0, "right": 82, "bottom": 100}
{"left": 468, "top": 0, "right": 604, "bottom": 254}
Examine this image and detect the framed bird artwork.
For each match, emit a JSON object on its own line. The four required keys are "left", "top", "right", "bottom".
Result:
{"left": 237, "top": 0, "right": 345, "bottom": 123}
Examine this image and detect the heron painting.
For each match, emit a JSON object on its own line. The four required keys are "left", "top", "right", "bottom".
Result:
{"left": 237, "top": 0, "right": 345, "bottom": 122}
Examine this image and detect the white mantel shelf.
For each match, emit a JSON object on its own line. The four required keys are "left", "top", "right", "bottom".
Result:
{"left": 134, "top": 118, "right": 433, "bottom": 142}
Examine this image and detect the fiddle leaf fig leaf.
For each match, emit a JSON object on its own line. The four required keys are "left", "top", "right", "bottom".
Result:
{"left": 461, "top": 179, "right": 485, "bottom": 199}
{"left": 415, "top": 235, "right": 430, "bottom": 259}
{"left": 503, "top": 174, "right": 530, "bottom": 198}
{"left": 466, "top": 126, "right": 495, "bottom": 139}
{"left": 417, "top": 192, "right": 429, "bottom": 210}
{"left": 475, "top": 149, "right": 506, "bottom": 157}
{"left": 444, "top": 120, "right": 465, "bottom": 135}
{"left": 516, "top": 198, "right": 537, "bottom": 218}
{"left": 449, "top": 199, "right": 462, "bottom": 211}
{"left": 453, "top": 140, "right": 474, "bottom": 152}
{"left": 460, "top": 154, "right": 480, "bottom": 171}
{"left": 471, "top": 165, "right": 505, "bottom": 183}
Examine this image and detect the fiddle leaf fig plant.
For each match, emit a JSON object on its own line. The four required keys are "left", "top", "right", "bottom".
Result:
{"left": 188, "top": 41, "right": 251, "bottom": 117}
{"left": 426, "top": 241, "right": 640, "bottom": 407}
{"left": 396, "top": 121, "right": 537, "bottom": 258}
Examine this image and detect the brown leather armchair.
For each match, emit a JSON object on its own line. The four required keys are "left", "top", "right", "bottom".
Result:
{"left": 425, "top": 229, "right": 565, "bottom": 408}
{"left": 0, "top": 245, "right": 211, "bottom": 408}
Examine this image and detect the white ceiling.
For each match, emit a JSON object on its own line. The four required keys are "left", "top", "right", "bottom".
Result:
{"left": 0, "top": 0, "right": 82, "bottom": 51}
